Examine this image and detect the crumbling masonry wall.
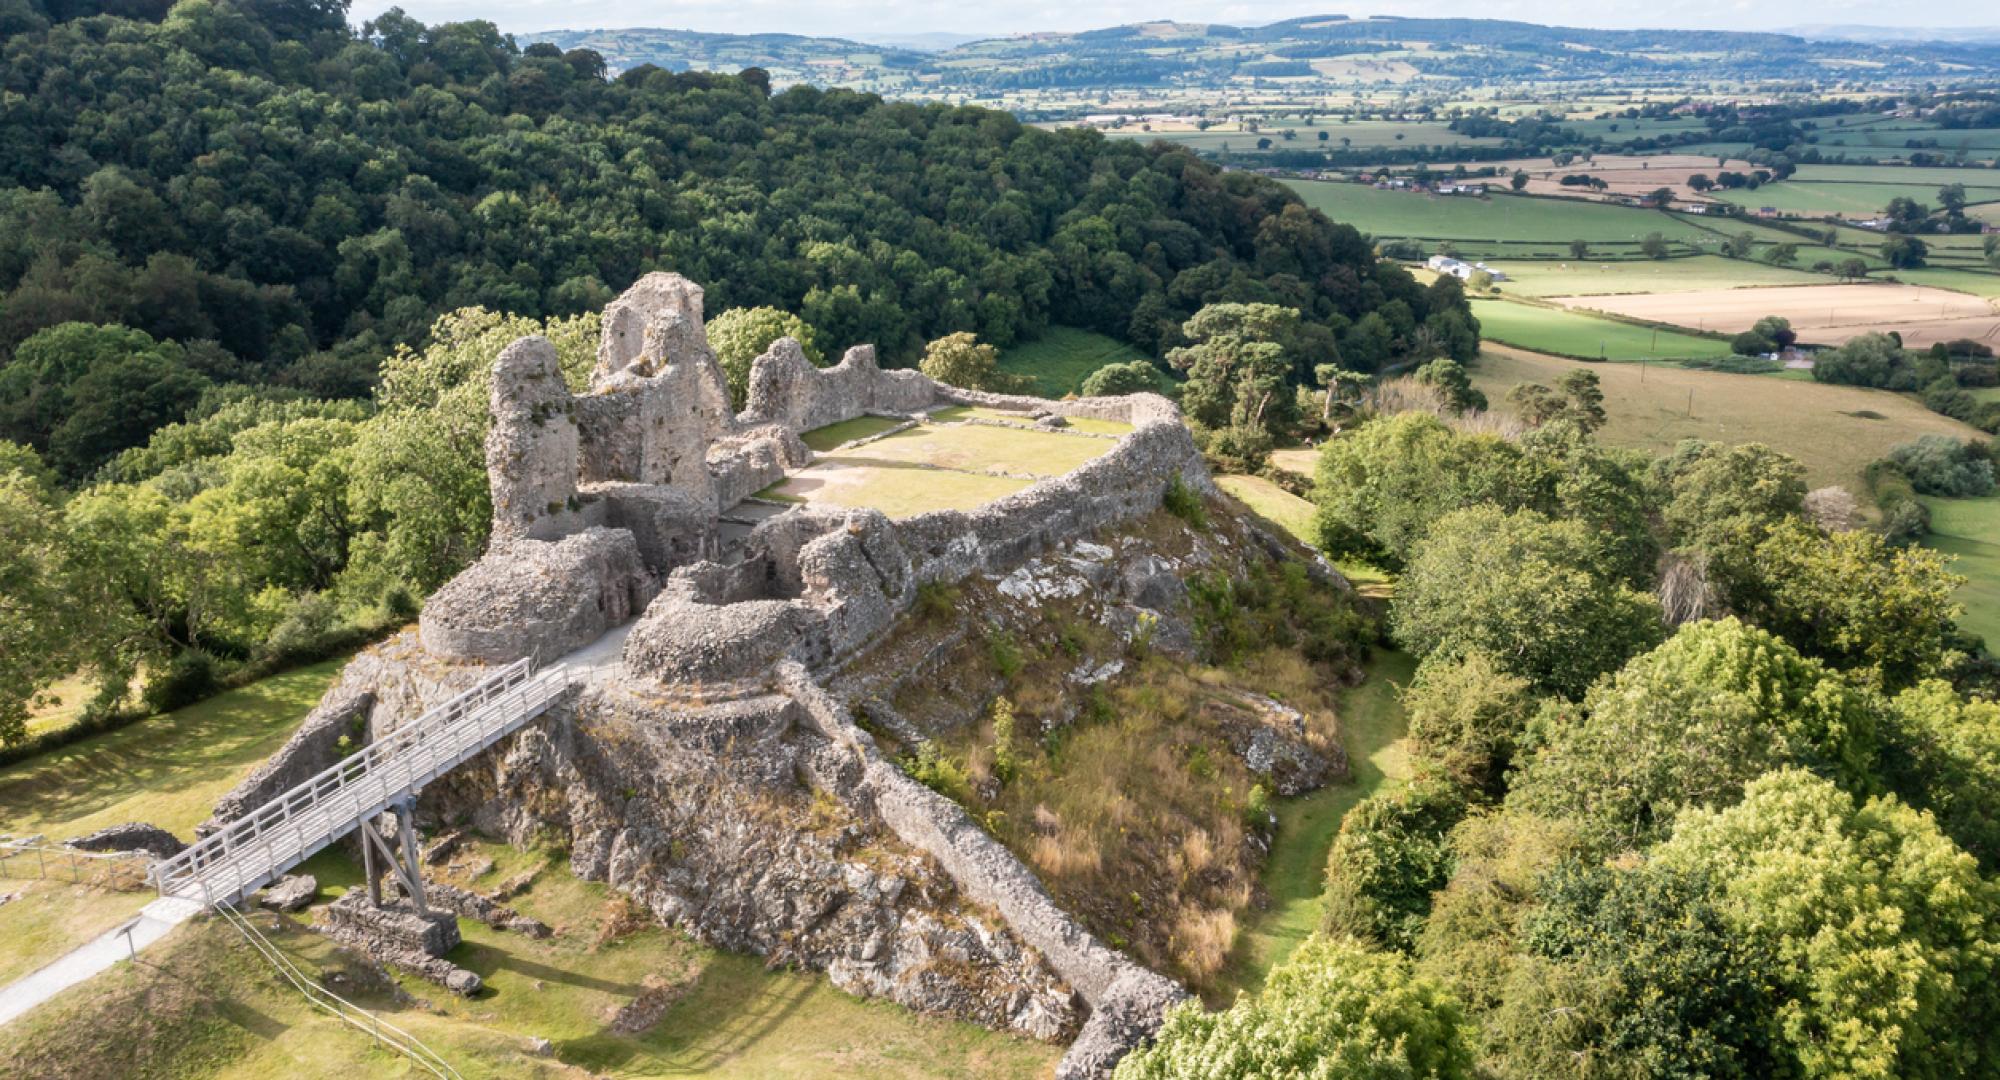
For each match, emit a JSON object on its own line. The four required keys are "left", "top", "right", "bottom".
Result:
{"left": 779, "top": 663, "right": 1188, "bottom": 1080}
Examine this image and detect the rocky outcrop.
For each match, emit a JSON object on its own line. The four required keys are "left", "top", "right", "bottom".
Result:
{"left": 259, "top": 874, "right": 318, "bottom": 912}
{"left": 63, "top": 822, "right": 186, "bottom": 861}
{"left": 204, "top": 683, "right": 373, "bottom": 833}
{"left": 419, "top": 528, "right": 656, "bottom": 664}
{"left": 410, "top": 683, "right": 1082, "bottom": 1041}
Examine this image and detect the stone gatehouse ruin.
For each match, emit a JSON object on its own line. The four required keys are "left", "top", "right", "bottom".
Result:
{"left": 212, "top": 273, "right": 1230, "bottom": 1077}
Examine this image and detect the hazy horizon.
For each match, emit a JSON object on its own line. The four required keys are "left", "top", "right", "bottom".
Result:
{"left": 343, "top": 1, "right": 1999, "bottom": 42}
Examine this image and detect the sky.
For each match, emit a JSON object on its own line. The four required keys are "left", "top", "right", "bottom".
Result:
{"left": 343, "top": 0, "right": 1995, "bottom": 41}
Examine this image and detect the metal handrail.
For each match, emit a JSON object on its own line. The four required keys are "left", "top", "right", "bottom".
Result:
{"left": 154, "top": 660, "right": 569, "bottom": 904}
{"left": 214, "top": 899, "right": 462, "bottom": 1079}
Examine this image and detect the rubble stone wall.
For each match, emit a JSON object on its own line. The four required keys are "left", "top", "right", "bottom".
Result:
{"left": 740, "top": 340, "right": 941, "bottom": 432}
{"left": 779, "top": 663, "right": 1187, "bottom": 1078}
{"left": 894, "top": 408, "right": 1211, "bottom": 583}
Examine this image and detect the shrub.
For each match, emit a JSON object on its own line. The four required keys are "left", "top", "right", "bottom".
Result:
{"left": 1116, "top": 933, "right": 1475, "bottom": 1079}
{"left": 1079, "top": 360, "right": 1165, "bottom": 397}
{"left": 143, "top": 648, "right": 220, "bottom": 714}
{"left": 1886, "top": 434, "right": 1996, "bottom": 497}
{"left": 1162, "top": 475, "right": 1207, "bottom": 528}
{"left": 1322, "top": 779, "right": 1469, "bottom": 950}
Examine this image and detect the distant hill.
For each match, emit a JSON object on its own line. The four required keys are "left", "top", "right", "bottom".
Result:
{"left": 1784, "top": 24, "right": 2000, "bottom": 45}
{"left": 520, "top": 15, "right": 2000, "bottom": 89}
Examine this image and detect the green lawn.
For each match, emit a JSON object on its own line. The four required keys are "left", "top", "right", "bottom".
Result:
{"left": 1923, "top": 496, "right": 2000, "bottom": 648}
{"left": 800, "top": 414, "right": 907, "bottom": 452}
{"left": 1471, "top": 299, "right": 1733, "bottom": 362}
{"left": 1217, "top": 649, "right": 1414, "bottom": 997}
{"left": 0, "top": 658, "right": 348, "bottom": 841}
{"left": 839, "top": 422, "right": 1112, "bottom": 477}
{"left": 768, "top": 461, "right": 1033, "bottom": 517}
{"left": 1283, "top": 182, "right": 1711, "bottom": 246}
{"left": 997, "top": 327, "right": 1157, "bottom": 398}
{"left": 0, "top": 877, "right": 152, "bottom": 986}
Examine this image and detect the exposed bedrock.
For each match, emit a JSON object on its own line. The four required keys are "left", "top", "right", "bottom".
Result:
{"left": 413, "top": 683, "right": 1082, "bottom": 1040}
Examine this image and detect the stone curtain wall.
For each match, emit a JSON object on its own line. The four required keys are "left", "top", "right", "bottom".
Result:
{"left": 740, "top": 340, "right": 941, "bottom": 433}
{"left": 779, "top": 663, "right": 1189, "bottom": 1079}
{"left": 894, "top": 398, "right": 1212, "bottom": 584}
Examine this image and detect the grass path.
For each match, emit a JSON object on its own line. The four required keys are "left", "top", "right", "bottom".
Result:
{"left": 1217, "top": 648, "right": 1415, "bottom": 999}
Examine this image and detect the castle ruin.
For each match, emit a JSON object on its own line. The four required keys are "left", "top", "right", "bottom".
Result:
{"left": 216, "top": 273, "right": 1227, "bottom": 1077}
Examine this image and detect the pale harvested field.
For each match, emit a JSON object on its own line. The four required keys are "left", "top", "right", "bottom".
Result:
{"left": 1553, "top": 283, "right": 2000, "bottom": 348}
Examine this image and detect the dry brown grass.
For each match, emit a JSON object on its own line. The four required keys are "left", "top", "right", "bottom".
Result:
{"left": 935, "top": 652, "right": 1345, "bottom": 991}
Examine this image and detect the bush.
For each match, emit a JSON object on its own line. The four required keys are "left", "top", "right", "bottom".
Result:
{"left": 1322, "top": 779, "right": 1469, "bottom": 950}
{"left": 1887, "top": 434, "right": 1996, "bottom": 497}
{"left": 143, "top": 648, "right": 220, "bottom": 714}
{"left": 1162, "top": 475, "right": 1207, "bottom": 528}
{"left": 1079, "top": 360, "right": 1165, "bottom": 397}
{"left": 1116, "top": 933, "right": 1475, "bottom": 1079}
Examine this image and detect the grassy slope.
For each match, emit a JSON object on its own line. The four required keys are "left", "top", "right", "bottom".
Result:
{"left": 0, "top": 659, "right": 348, "bottom": 841}
{"left": 996, "top": 327, "right": 1154, "bottom": 398}
{"left": 1471, "top": 299, "right": 1733, "bottom": 362}
{"left": 1217, "top": 649, "right": 1414, "bottom": 998}
{"left": 1468, "top": 345, "right": 1988, "bottom": 496}
{"left": 1923, "top": 496, "right": 2000, "bottom": 647}
{"left": 1215, "top": 475, "right": 1316, "bottom": 543}
{"left": 0, "top": 877, "right": 153, "bottom": 986}
{"left": 1208, "top": 474, "right": 1414, "bottom": 993}
{"left": 800, "top": 414, "right": 906, "bottom": 451}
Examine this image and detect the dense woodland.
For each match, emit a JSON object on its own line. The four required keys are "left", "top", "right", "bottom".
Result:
{"left": 1127, "top": 376, "right": 2000, "bottom": 1079}
{"left": 0, "top": 0, "right": 1472, "bottom": 743}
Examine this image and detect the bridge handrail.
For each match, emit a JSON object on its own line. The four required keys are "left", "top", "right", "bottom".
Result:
{"left": 153, "top": 659, "right": 567, "bottom": 901}
{"left": 215, "top": 899, "right": 462, "bottom": 1079}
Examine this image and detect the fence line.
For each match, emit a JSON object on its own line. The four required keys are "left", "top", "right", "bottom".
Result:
{"left": 0, "top": 842, "right": 151, "bottom": 892}
{"left": 213, "top": 900, "right": 462, "bottom": 1079}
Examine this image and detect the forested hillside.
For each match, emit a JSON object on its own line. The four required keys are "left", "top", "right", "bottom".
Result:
{"left": 0, "top": 0, "right": 1471, "bottom": 744}
{"left": 0, "top": 0, "right": 1462, "bottom": 483}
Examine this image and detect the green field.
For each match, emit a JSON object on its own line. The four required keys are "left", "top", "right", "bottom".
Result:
{"left": 1471, "top": 299, "right": 1733, "bottom": 361}
{"left": 1498, "top": 255, "right": 1829, "bottom": 297}
{"left": 1284, "top": 182, "right": 1710, "bottom": 249}
{"left": 1896, "top": 268, "right": 2000, "bottom": 298}
{"left": 1716, "top": 180, "right": 2000, "bottom": 218}
{"left": 997, "top": 326, "right": 1158, "bottom": 398}
{"left": 1469, "top": 346, "right": 1990, "bottom": 496}
{"left": 800, "top": 414, "right": 906, "bottom": 451}
{"left": 1923, "top": 496, "right": 2000, "bottom": 647}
